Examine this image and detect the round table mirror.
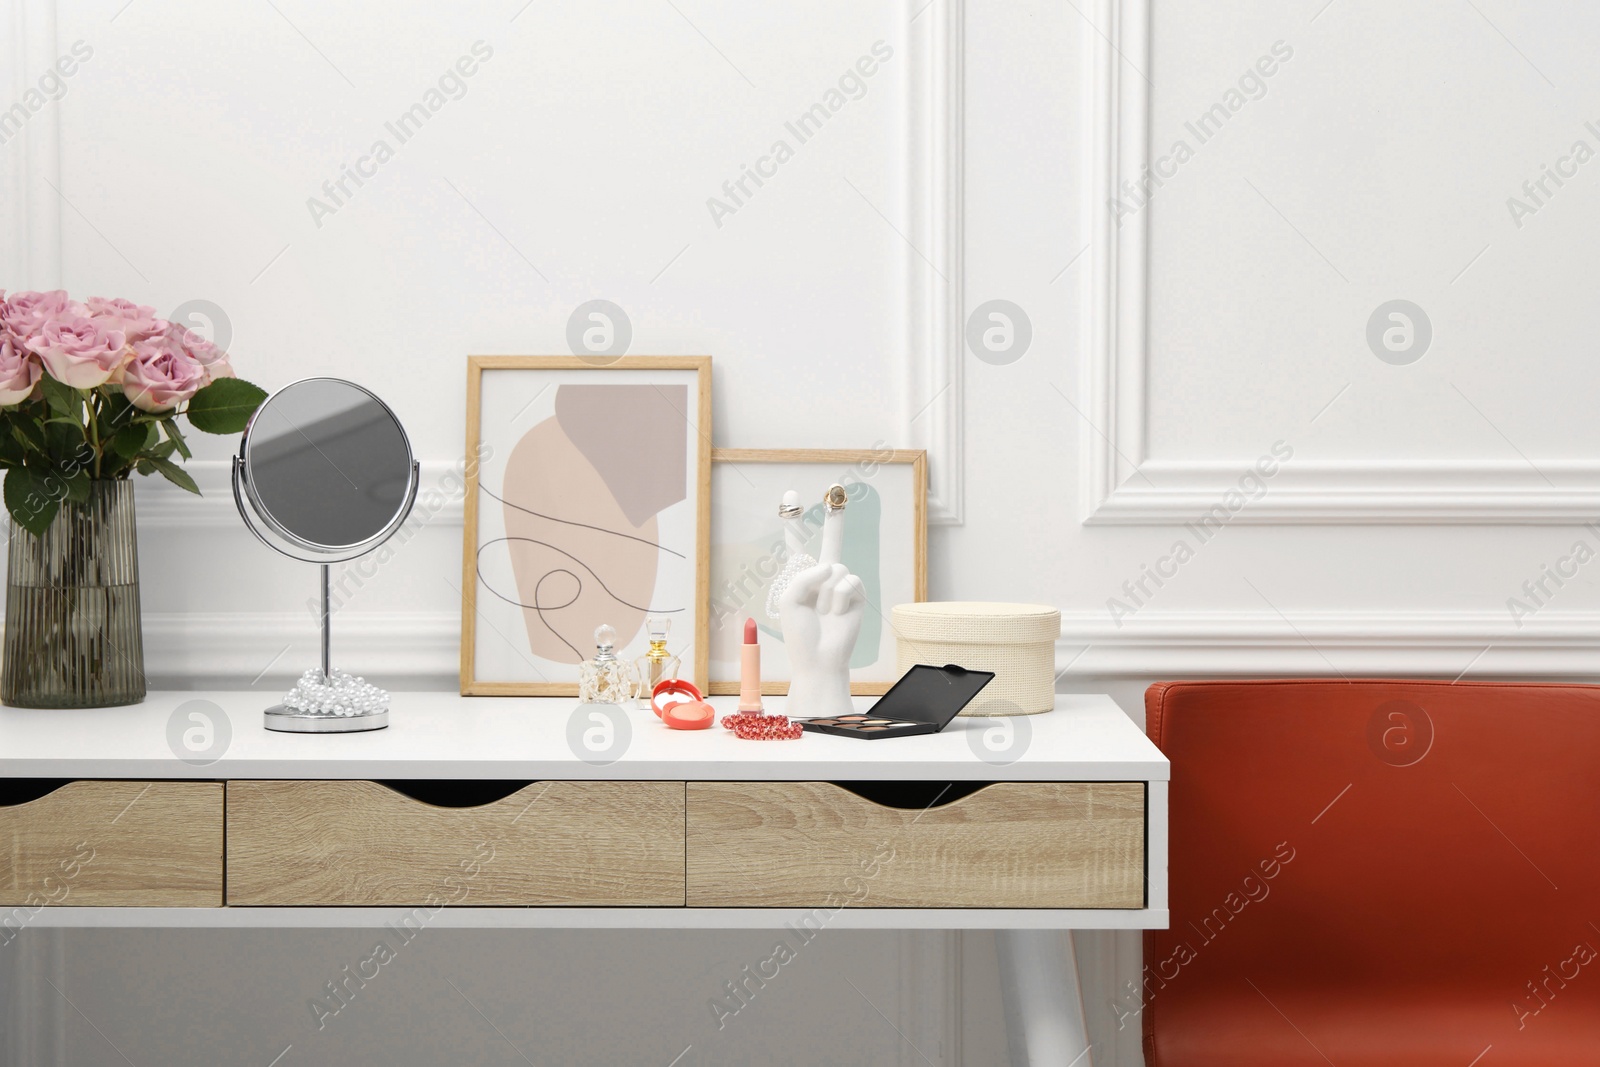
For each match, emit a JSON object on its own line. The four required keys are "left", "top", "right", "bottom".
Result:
{"left": 233, "top": 378, "right": 418, "bottom": 732}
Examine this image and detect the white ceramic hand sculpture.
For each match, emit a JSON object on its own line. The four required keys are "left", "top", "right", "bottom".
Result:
{"left": 779, "top": 488, "right": 866, "bottom": 719}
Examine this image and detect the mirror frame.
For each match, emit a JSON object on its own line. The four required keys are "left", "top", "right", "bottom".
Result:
{"left": 232, "top": 377, "right": 419, "bottom": 564}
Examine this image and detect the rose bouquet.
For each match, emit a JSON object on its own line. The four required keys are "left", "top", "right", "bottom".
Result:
{"left": 0, "top": 290, "right": 267, "bottom": 536}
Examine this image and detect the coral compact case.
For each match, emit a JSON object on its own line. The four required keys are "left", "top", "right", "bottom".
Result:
{"left": 800, "top": 664, "right": 996, "bottom": 739}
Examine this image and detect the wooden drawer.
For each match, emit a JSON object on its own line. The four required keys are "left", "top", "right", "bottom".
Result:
{"left": 226, "top": 780, "right": 685, "bottom": 906}
{"left": 0, "top": 780, "right": 223, "bottom": 907}
{"left": 686, "top": 782, "right": 1144, "bottom": 908}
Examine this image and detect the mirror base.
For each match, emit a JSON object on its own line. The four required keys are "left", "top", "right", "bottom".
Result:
{"left": 264, "top": 705, "right": 390, "bottom": 733}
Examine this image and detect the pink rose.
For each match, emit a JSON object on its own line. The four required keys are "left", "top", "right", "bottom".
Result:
{"left": 122, "top": 335, "right": 207, "bottom": 412}
{"left": 0, "top": 334, "right": 40, "bottom": 407}
{"left": 23, "top": 316, "right": 128, "bottom": 389}
{"left": 86, "top": 297, "right": 168, "bottom": 344}
{"left": 2, "top": 290, "right": 87, "bottom": 336}
{"left": 166, "top": 323, "right": 233, "bottom": 382}
{"left": 204, "top": 352, "right": 236, "bottom": 380}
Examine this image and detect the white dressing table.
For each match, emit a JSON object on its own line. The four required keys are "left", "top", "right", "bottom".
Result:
{"left": 0, "top": 691, "right": 1168, "bottom": 1065}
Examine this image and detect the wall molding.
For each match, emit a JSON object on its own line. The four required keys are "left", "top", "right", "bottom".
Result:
{"left": 905, "top": 0, "right": 964, "bottom": 525}
{"left": 1086, "top": 460, "right": 1600, "bottom": 525}
{"left": 136, "top": 604, "right": 1600, "bottom": 692}
{"left": 1078, "top": 0, "right": 1600, "bottom": 526}
{"left": 2, "top": 926, "right": 66, "bottom": 1067}
{"left": 132, "top": 459, "right": 469, "bottom": 528}
{"left": 1080, "top": 0, "right": 1149, "bottom": 526}
{"left": 1056, "top": 608, "right": 1600, "bottom": 676}
{"left": 1, "top": 0, "right": 63, "bottom": 288}
{"left": 141, "top": 611, "right": 460, "bottom": 688}
{"left": 897, "top": 931, "right": 960, "bottom": 1067}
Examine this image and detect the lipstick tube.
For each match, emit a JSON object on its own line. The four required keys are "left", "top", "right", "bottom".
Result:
{"left": 739, "top": 616, "right": 764, "bottom": 712}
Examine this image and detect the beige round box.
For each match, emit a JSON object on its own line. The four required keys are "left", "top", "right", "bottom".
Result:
{"left": 891, "top": 602, "right": 1060, "bottom": 715}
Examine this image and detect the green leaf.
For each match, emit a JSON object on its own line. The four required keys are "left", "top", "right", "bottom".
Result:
{"left": 111, "top": 421, "right": 150, "bottom": 461}
{"left": 43, "top": 419, "right": 84, "bottom": 444}
{"left": 142, "top": 454, "right": 200, "bottom": 495}
{"left": 160, "top": 418, "right": 192, "bottom": 460}
{"left": 0, "top": 423, "right": 25, "bottom": 468}
{"left": 38, "top": 373, "right": 81, "bottom": 420}
{"left": 4, "top": 468, "right": 60, "bottom": 537}
{"left": 185, "top": 378, "right": 267, "bottom": 435}
{"left": 149, "top": 439, "right": 178, "bottom": 462}
{"left": 98, "top": 389, "right": 137, "bottom": 434}
{"left": 60, "top": 469, "right": 91, "bottom": 505}
{"left": 43, "top": 421, "right": 89, "bottom": 470}
{"left": 12, "top": 417, "right": 45, "bottom": 454}
{"left": 97, "top": 455, "right": 134, "bottom": 481}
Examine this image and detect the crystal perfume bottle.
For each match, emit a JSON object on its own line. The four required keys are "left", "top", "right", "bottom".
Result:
{"left": 578, "top": 624, "right": 637, "bottom": 705}
{"left": 633, "top": 617, "right": 681, "bottom": 706}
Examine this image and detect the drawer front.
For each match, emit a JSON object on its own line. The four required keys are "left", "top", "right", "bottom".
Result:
{"left": 0, "top": 781, "right": 223, "bottom": 907}
{"left": 226, "top": 781, "right": 685, "bottom": 906}
{"left": 686, "top": 782, "right": 1144, "bottom": 908}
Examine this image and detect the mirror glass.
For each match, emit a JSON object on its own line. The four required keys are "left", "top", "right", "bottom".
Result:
{"left": 243, "top": 379, "right": 413, "bottom": 549}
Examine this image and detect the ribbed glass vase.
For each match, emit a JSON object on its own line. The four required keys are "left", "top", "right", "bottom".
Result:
{"left": 2, "top": 479, "right": 145, "bottom": 707}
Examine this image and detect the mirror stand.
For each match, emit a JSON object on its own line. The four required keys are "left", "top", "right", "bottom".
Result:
{"left": 262, "top": 567, "right": 393, "bottom": 731}
{"left": 321, "top": 563, "right": 332, "bottom": 680}
{"left": 234, "top": 463, "right": 409, "bottom": 733}
{"left": 230, "top": 377, "right": 418, "bottom": 734}
{"left": 262, "top": 562, "right": 394, "bottom": 734}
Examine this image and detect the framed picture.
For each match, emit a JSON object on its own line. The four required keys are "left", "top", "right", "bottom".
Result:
{"left": 460, "top": 356, "right": 711, "bottom": 695}
{"left": 709, "top": 448, "right": 926, "bottom": 695}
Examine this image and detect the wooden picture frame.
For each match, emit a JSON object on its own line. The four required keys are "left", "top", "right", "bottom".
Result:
{"left": 708, "top": 448, "right": 927, "bottom": 696}
{"left": 460, "top": 356, "right": 712, "bottom": 695}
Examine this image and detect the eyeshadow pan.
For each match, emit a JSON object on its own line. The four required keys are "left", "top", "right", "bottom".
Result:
{"left": 861, "top": 719, "right": 891, "bottom": 724}
{"left": 837, "top": 715, "right": 868, "bottom": 722}
{"left": 857, "top": 725, "right": 888, "bottom": 731}
{"left": 808, "top": 719, "right": 839, "bottom": 726}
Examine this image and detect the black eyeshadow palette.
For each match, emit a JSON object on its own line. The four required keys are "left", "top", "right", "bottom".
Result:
{"left": 801, "top": 664, "right": 996, "bottom": 740}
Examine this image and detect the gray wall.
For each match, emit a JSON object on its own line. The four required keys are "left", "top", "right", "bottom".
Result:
{"left": 4, "top": 928, "right": 1007, "bottom": 1066}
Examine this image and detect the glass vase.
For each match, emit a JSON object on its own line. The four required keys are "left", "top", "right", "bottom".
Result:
{"left": 2, "top": 479, "right": 145, "bottom": 707}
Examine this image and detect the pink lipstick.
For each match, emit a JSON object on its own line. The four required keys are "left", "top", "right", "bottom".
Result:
{"left": 739, "top": 617, "right": 764, "bottom": 713}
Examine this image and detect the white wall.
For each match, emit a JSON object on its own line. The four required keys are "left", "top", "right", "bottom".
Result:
{"left": 6, "top": 0, "right": 1598, "bottom": 1063}
{"left": 2, "top": 0, "right": 977, "bottom": 1064}
{"left": 1, "top": 0, "right": 979, "bottom": 691}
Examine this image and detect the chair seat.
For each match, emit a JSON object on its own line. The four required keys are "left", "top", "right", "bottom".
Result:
{"left": 1144, "top": 680, "right": 1600, "bottom": 1066}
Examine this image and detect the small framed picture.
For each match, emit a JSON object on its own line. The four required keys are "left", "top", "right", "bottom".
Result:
{"left": 709, "top": 448, "right": 927, "bottom": 695}
{"left": 460, "top": 356, "right": 711, "bottom": 695}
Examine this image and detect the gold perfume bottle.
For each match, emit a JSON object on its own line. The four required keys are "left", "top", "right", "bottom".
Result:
{"left": 633, "top": 617, "right": 681, "bottom": 706}
{"left": 578, "top": 624, "right": 637, "bottom": 705}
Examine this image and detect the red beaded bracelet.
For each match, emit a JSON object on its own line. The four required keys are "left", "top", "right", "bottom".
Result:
{"left": 721, "top": 711, "right": 804, "bottom": 740}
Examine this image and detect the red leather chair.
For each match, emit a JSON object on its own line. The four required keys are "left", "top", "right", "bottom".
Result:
{"left": 1143, "top": 680, "right": 1600, "bottom": 1066}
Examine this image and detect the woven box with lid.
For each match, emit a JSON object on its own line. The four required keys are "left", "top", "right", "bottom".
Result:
{"left": 890, "top": 602, "right": 1060, "bottom": 715}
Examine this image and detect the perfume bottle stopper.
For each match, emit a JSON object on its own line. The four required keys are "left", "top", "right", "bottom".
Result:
{"left": 633, "top": 616, "right": 680, "bottom": 707}
{"left": 579, "top": 623, "right": 637, "bottom": 705}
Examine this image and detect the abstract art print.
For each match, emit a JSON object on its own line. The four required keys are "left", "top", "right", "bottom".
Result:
{"left": 708, "top": 448, "right": 925, "bottom": 695}
{"left": 460, "top": 357, "right": 711, "bottom": 695}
